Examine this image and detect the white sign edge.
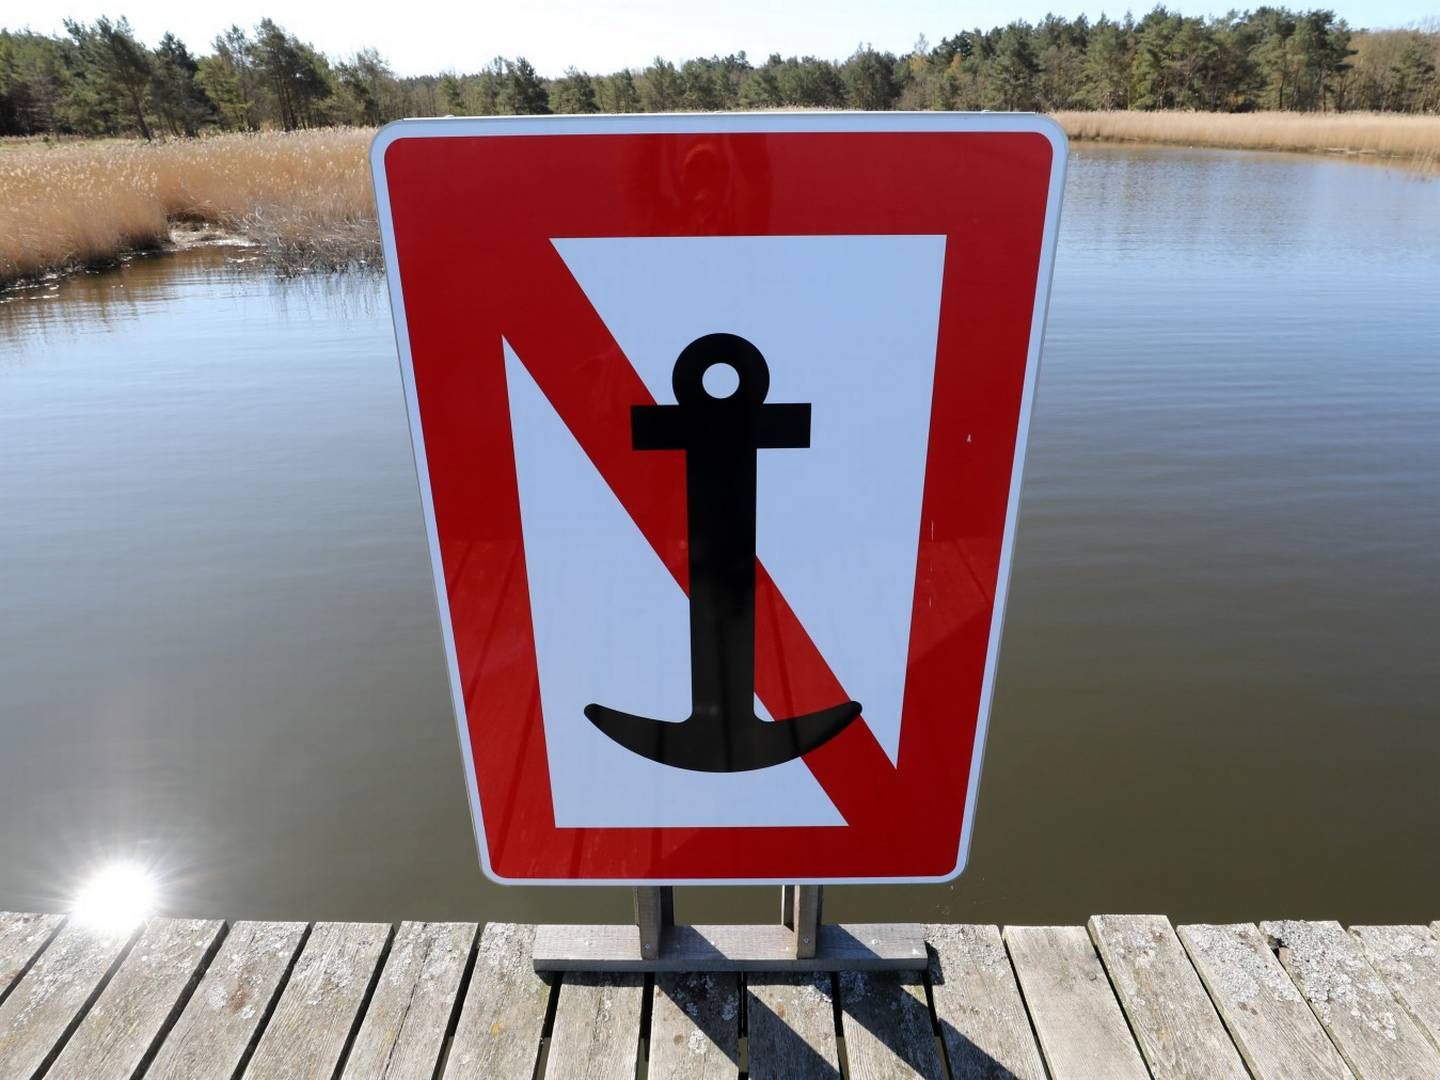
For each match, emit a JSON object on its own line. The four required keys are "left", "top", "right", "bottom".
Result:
{"left": 370, "top": 111, "right": 1070, "bottom": 886}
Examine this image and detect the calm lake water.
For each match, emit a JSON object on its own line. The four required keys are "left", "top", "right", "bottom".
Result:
{"left": 3, "top": 145, "right": 1438, "bottom": 926}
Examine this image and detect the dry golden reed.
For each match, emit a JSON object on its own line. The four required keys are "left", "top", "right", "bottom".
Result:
{"left": 0, "top": 128, "right": 376, "bottom": 283}
{"left": 4, "top": 112, "right": 1438, "bottom": 284}
{"left": 1054, "top": 110, "right": 1440, "bottom": 166}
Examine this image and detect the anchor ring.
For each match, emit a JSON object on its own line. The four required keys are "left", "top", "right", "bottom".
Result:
{"left": 672, "top": 333, "right": 770, "bottom": 406}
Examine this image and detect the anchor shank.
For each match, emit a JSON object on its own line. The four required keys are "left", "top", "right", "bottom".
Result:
{"left": 685, "top": 439, "right": 759, "bottom": 728}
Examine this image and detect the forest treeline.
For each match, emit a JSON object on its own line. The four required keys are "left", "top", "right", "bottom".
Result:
{"left": 2, "top": 8, "right": 1438, "bottom": 139}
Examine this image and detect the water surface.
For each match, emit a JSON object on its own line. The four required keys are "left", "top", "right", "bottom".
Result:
{"left": 2, "top": 145, "right": 1437, "bottom": 925}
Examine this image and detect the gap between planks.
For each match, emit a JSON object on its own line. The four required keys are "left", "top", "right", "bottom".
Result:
{"left": 0, "top": 918, "right": 148, "bottom": 1078}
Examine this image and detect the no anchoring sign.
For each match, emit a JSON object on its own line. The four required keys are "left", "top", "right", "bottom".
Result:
{"left": 372, "top": 113, "right": 1067, "bottom": 884}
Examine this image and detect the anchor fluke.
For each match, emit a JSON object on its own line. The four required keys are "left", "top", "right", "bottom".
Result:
{"left": 584, "top": 701, "right": 861, "bottom": 773}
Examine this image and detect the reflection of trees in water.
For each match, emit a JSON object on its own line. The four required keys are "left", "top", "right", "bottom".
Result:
{"left": 0, "top": 246, "right": 386, "bottom": 355}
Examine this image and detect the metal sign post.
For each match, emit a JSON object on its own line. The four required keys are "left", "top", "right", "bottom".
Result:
{"left": 636, "top": 885, "right": 818, "bottom": 962}
{"left": 781, "top": 885, "right": 821, "bottom": 960}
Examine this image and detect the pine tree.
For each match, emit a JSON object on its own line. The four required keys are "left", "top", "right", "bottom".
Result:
{"left": 1390, "top": 37, "right": 1438, "bottom": 112}
{"left": 249, "top": 19, "right": 332, "bottom": 129}
{"left": 197, "top": 27, "right": 257, "bottom": 131}
{"left": 438, "top": 73, "right": 465, "bottom": 114}
{"left": 150, "top": 32, "right": 212, "bottom": 135}
{"left": 1082, "top": 17, "right": 1130, "bottom": 109}
{"left": 599, "top": 69, "right": 640, "bottom": 112}
{"left": 679, "top": 59, "right": 725, "bottom": 110}
{"left": 335, "top": 48, "right": 397, "bottom": 124}
{"left": 737, "top": 64, "right": 782, "bottom": 108}
{"left": 842, "top": 45, "right": 901, "bottom": 110}
{"left": 551, "top": 67, "right": 598, "bottom": 114}
{"left": 64, "top": 16, "right": 153, "bottom": 138}
{"left": 640, "top": 58, "right": 682, "bottom": 111}
{"left": 986, "top": 23, "right": 1040, "bottom": 110}
{"left": 470, "top": 59, "right": 506, "bottom": 115}
{"left": 775, "top": 57, "right": 845, "bottom": 107}
{"left": 500, "top": 57, "right": 549, "bottom": 114}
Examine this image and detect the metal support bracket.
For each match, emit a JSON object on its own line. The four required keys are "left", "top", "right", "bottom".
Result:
{"left": 633, "top": 885, "right": 674, "bottom": 960}
{"left": 534, "top": 885, "right": 925, "bottom": 972}
{"left": 781, "top": 885, "right": 822, "bottom": 959}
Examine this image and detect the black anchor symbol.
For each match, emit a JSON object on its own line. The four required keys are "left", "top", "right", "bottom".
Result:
{"left": 585, "top": 333, "right": 862, "bottom": 772}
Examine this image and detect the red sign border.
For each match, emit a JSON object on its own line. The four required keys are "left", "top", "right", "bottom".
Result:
{"left": 372, "top": 114, "right": 1068, "bottom": 884}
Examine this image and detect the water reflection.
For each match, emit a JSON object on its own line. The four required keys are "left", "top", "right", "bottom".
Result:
{"left": 1, "top": 145, "right": 1438, "bottom": 925}
{"left": 0, "top": 248, "right": 387, "bottom": 343}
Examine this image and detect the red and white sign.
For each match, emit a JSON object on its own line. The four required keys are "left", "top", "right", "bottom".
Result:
{"left": 372, "top": 114, "right": 1067, "bottom": 883}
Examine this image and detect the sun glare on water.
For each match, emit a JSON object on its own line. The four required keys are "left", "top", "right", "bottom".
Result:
{"left": 72, "top": 861, "right": 159, "bottom": 936}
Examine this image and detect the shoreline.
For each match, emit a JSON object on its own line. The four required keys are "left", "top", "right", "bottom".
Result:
{"left": 3, "top": 113, "right": 1437, "bottom": 290}
{"left": 1068, "top": 132, "right": 1413, "bottom": 160}
{"left": 1055, "top": 109, "right": 1440, "bottom": 167}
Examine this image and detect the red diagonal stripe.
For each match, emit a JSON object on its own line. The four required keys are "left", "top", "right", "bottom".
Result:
{"left": 496, "top": 240, "right": 916, "bottom": 824}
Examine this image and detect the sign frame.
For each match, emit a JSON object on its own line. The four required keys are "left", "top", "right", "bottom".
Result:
{"left": 372, "top": 112, "right": 1068, "bottom": 886}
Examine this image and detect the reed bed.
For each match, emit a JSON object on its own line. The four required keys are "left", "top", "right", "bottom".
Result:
{"left": 1054, "top": 110, "right": 1440, "bottom": 166}
{"left": 0, "top": 128, "right": 377, "bottom": 284}
{"left": 4, "top": 112, "right": 1437, "bottom": 286}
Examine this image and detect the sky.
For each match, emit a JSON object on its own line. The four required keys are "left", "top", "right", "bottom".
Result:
{"left": 9, "top": 0, "right": 1439, "bottom": 78}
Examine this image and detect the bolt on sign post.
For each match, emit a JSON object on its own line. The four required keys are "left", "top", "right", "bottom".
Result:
{"left": 372, "top": 114, "right": 1067, "bottom": 888}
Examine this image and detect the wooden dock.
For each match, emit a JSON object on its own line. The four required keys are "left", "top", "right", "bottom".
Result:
{"left": 2, "top": 912, "right": 1440, "bottom": 1077}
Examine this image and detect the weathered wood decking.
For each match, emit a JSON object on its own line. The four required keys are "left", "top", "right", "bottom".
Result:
{"left": 2, "top": 911, "right": 1439, "bottom": 1077}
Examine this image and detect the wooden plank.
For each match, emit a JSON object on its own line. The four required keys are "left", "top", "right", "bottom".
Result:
{"left": 145, "top": 920, "right": 307, "bottom": 1080}
{"left": 648, "top": 972, "right": 740, "bottom": 1079}
{"left": 243, "top": 920, "right": 391, "bottom": 1080}
{"left": 925, "top": 924, "right": 1045, "bottom": 1080}
{"left": 442, "top": 923, "right": 551, "bottom": 1079}
{"left": 837, "top": 969, "right": 945, "bottom": 1078}
{"left": 1088, "top": 914, "right": 1248, "bottom": 1080}
{"left": 1352, "top": 925, "right": 1440, "bottom": 1050}
{"left": 745, "top": 972, "right": 840, "bottom": 1079}
{"left": 46, "top": 917, "right": 223, "bottom": 1080}
{"left": 1262, "top": 919, "right": 1440, "bottom": 1078}
{"left": 544, "top": 972, "right": 645, "bottom": 1079}
{"left": 1003, "top": 925, "right": 1149, "bottom": 1080}
{"left": 1178, "top": 922, "right": 1353, "bottom": 1080}
{"left": 341, "top": 921, "right": 477, "bottom": 1080}
{"left": 0, "top": 913, "right": 63, "bottom": 1001}
{"left": 533, "top": 922, "right": 926, "bottom": 972}
{"left": 0, "top": 922, "right": 135, "bottom": 1078}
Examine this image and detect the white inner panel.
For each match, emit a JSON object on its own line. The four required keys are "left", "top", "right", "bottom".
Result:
{"left": 554, "top": 235, "right": 946, "bottom": 765}
{"left": 505, "top": 342, "right": 844, "bottom": 827}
